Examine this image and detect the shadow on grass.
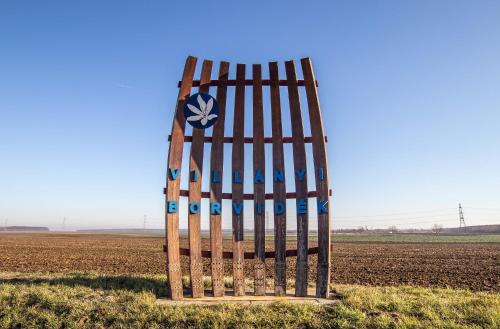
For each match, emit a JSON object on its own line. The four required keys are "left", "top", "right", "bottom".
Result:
{"left": 0, "top": 273, "right": 170, "bottom": 297}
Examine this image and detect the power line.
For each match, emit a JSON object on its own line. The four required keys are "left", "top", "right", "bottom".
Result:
{"left": 333, "top": 208, "right": 456, "bottom": 219}
{"left": 334, "top": 218, "right": 459, "bottom": 229}
{"left": 333, "top": 213, "right": 457, "bottom": 224}
{"left": 466, "top": 207, "right": 500, "bottom": 212}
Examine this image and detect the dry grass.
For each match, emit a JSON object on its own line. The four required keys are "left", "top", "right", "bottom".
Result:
{"left": 0, "top": 272, "right": 498, "bottom": 328}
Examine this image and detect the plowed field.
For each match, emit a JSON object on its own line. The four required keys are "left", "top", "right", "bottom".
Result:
{"left": 0, "top": 233, "right": 498, "bottom": 291}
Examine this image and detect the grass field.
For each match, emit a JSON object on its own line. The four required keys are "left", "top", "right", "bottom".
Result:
{"left": 329, "top": 233, "right": 500, "bottom": 243}
{"left": 258, "top": 233, "right": 500, "bottom": 243}
{"left": 0, "top": 272, "right": 498, "bottom": 328}
{"left": 1, "top": 233, "right": 498, "bottom": 328}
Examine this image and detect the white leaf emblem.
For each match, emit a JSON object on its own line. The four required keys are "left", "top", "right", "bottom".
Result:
{"left": 186, "top": 94, "right": 218, "bottom": 127}
{"left": 197, "top": 95, "right": 206, "bottom": 113}
{"left": 187, "top": 104, "right": 203, "bottom": 115}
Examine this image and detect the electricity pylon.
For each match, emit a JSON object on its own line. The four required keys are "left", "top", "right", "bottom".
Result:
{"left": 459, "top": 203, "right": 466, "bottom": 233}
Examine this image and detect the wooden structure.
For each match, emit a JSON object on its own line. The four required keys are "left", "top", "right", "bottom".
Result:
{"left": 164, "top": 56, "right": 331, "bottom": 300}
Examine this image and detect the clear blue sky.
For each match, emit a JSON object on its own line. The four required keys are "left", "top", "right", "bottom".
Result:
{"left": 1, "top": 0, "right": 499, "bottom": 231}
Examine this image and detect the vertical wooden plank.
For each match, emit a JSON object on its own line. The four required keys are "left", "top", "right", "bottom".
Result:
{"left": 209, "top": 61, "right": 229, "bottom": 297}
{"left": 252, "top": 64, "right": 266, "bottom": 296}
{"left": 300, "top": 57, "right": 331, "bottom": 298}
{"left": 188, "top": 60, "right": 213, "bottom": 298}
{"left": 232, "top": 63, "right": 246, "bottom": 296}
{"left": 165, "top": 56, "right": 197, "bottom": 300}
{"left": 284, "top": 60, "right": 309, "bottom": 297}
{"left": 269, "top": 62, "right": 287, "bottom": 296}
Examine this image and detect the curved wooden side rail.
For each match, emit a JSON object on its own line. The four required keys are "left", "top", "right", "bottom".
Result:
{"left": 165, "top": 56, "right": 197, "bottom": 300}
{"left": 301, "top": 57, "right": 331, "bottom": 298}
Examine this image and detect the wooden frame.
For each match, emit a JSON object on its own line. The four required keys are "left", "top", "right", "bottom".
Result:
{"left": 285, "top": 60, "right": 309, "bottom": 297}
{"left": 187, "top": 60, "right": 212, "bottom": 298}
{"left": 252, "top": 64, "right": 266, "bottom": 296}
{"left": 269, "top": 61, "right": 287, "bottom": 296}
{"left": 165, "top": 56, "right": 332, "bottom": 299}
{"left": 208, "top": 61, "right": 229, "bottom": 297}
{"left": 164, "top": 56, "right": 197, "bottom": 300}
{"left": 231, "top": 64, "right": 246, "bottom": 296}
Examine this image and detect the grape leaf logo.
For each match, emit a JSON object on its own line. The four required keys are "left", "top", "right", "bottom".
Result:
{"left": 184, "top": 93, "right": 219, "bottom": 129}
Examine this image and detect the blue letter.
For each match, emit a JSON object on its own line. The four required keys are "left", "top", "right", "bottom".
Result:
{"left": 210, "top": 202, "right": 221, "bottom": 215}
{"left": 273, "top": 170, "right": 284, "bottom": 182}
{"left": 295, "top": 168, "right": 306, "bottom": 181}
{"left": 233, "top": 171, "right": 242, "bottom": 184}
{"left": 190, "top": 170, "right": 198, "bottom": 182}
{"left": 189, "top": 202, "right": 200, "bottom": 214}
{"left": 319, "top": 167, "right": 324, "bottom": 181}
{"left": 168, "top": 168, "right": 180, "bottom": 180}
{"left": 317, "top": 200, "right": 328, "bottom": 214}
{"left": 167, "top": 201, "right": 178, "bottom": 213}
{"left": 254, "top": 169, "right": 264, "bottom": 184}
{"left": 232, "top": 201, "right": 243, "bottom": 215}
{"left": 212, "top": 170, "right": 221, "bottom": 183}
{"left": 256, "top": 202, "right": 263, "bottom": 215}
{"left": 274, "top": 202, "right": 285, "bottom": 215}
{"left": 297, "top": 198, "right": 307, "bottom": 214}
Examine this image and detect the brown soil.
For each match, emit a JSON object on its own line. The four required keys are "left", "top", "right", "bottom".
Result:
{"left": 0, "top": 233, "right": 498, "bottom": 291}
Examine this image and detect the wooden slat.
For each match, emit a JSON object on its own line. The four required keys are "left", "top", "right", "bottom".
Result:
{"left": 165, "top": 56, "right": 197, "bottom": 300}
{"left": 187, "top": 60, "right": 212, "bottom": 298}
{"left": 209, "top": 61, "right": 229, "bottom": 297}
{"left": 252, "top": 64, "right": 266, "bottom": 296}
{"left": 175, "top": 189, "right": 332, "bottom": 199}
{"left": 168, "top": 135, "right": 328, "bottom": 143}
{"left": 179, "top": 79, "right": 318, "bottom": 87}
{"left": 177, "top": 246, "right": 321, "bottom": 259}
{"left": 301, "top": 57, "right": 331, "bottom": 298}
{"left": 232, "top": 63, "right": 246, "bottom": 296}
{"left": 269, "top": 62, "right": 287, "bottom": 296}
{"left": 285, "top": 60, "right": 309, "bottom": 297}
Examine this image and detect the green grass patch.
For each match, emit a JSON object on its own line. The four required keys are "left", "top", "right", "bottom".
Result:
{"left": 238, "top": 233, "right": 500, "bottom": 243}
{"left": 330, "top": 233, "right": 500, "bottom": 243}
{"left": 0, "top": 272, "right": 498, "bottom": 328}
